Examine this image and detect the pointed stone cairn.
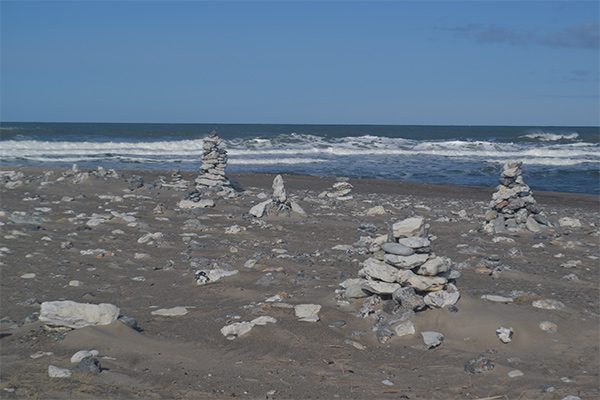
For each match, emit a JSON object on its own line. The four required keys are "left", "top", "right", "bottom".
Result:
{"left": 249, "top": 175, "right": 307, "bottom": 217}
{"left": 337, "top": 216, "right": 460, "bottom": 341}
{"left": 319, "top": 178, "right": 354, "bottom": 200}
{"left": 483, "top": 161, "right": 551, "bottom": 234}
{"left": 194, "top": 131, "right": 232, "bottom": 193}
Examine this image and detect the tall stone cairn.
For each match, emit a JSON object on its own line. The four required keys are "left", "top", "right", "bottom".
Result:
{"left": 483, "top": 161, "right": 551, "bottom": 234}
{"left": 195, "top": 131, "right": 231, "bottom": 191}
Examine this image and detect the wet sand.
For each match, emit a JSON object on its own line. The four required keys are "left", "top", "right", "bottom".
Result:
{"left": 0, "top": 168, "right": 598, "bottom": 399}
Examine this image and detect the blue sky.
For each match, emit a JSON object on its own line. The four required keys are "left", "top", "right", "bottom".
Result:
{"left": 1, "top": 1, "right": 598, "bottom": 126}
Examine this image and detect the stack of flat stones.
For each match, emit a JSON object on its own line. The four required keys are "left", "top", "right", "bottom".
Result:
{"left": 249, "top": 175, "right": 307, "bottom": 217}
{"left": 339, "top": 216, "right": 460, "bottom": 311}
{"left": 483, "top": 161, "right": 551, "bottom": 234}
{"left": 193, "top": 131, "right": 233, "bottom": 196}
{"left": 319, "top": 179, "right": 353, "bottom": 201}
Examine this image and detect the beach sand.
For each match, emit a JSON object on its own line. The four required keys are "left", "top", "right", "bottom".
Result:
{"left": 0, "top": 168, "right": 598, "bottom": 399}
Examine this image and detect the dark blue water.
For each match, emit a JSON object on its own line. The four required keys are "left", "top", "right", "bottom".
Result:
{"left": 1, "top": 122, "right": 599, "bottom": 194}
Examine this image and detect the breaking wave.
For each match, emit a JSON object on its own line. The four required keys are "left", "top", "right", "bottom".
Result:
{"left": 520, "top": 131, "right": 580, "bottom": 141}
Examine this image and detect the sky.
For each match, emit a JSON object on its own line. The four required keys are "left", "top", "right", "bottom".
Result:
{"left": 1, "top": 1, "right": 599, "bottom": 126}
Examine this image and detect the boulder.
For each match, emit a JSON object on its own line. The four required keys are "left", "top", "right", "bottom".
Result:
{"left": 39, "top": 301, "right": 119, "bottom": 329}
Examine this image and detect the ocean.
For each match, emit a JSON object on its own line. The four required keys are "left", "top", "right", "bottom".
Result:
{"left": 1, "top": 122, "right": 598, "bottom": 194}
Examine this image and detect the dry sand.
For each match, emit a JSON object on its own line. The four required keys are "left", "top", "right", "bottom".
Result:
{"left": 0, "top": 168, "right": 598, "bottom": 399}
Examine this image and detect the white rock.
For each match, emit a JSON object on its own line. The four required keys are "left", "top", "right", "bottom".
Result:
{"left": 250, "top": 316, "right": 277, "bottom": 326}
{"left": 366, "top": 206, "right": 386, "bottom": 216}
{"left": 221, "top": 321, "right": 254, "bottom": 340}
{"left": 48, "top": 365, "right": 72, "bottom": 378}
{"left": 195, "top": 268, "right": 238, "bottom": 285}
{"left": 558, "top": 217, "right": 582, "bottom": 228}
{"left": 392, "top": 320, "right": 416, "bottom": 337}
{"left": 289, "top": 200, "right": 307, "bottom": 216}
{"left": 358, "top": 258, "right": 399, "bottom": 283}
{"left": 151, "top": 306, "right": 188, "bottom": 317}
{"left": 417, "top": 256, "right": 450, "bottom": 276}
{"left": 294, "top": 304, "right": 321, "bottom": 322}
{"left": 423, "top": 284, "right": 460, "bottom": 308}
{"left": 481, "top": 294, "right": 514, "bottom": 303}
{"left": 70, "top": 350, "right": 99, "bottom": 364}
{"left": 137, "top": 232, "right": 163, "bottom": 244}
{"left": 384, "top": 253, "right": 429, "bottom": 269}
{"left": 381, "top": 242, "right": 414, "bottom": 256}
{"left": 397, "top": 270, "right": 447, "bottom": 292}
{"left": 532, "top": 299, "right": 565, "bottom": 310}
{"left": 272, "top": 175, "right": 287, "bottom": 202}
{"left": 508, "top": 369, "right": 524, "bottom": 378}
{"left": 20, "top": 273, "right": 36, "bottom": 279}
{"left": 421, "top": 331, "right": 444, "bottom": 349}
{"left": 177, "top": 199, "right": 215, "bottom": 209}
{"left": 30, "top": 351, "right": 53, "bottom": 359}
{"left": 68, "top": 280, "right": 83, "bottom": 287}
{"left": 539, "top": 321, "right": 558, "bottom": 333}
{"left": 39, "top": 301, "right": 120, "bottom": 329}
{"left": 361, "top": 280, "right": 401, "bottom": 295}
{"left": 392, "top": 217, "right": 426, "bottom": 239}
{"left": 249, "top": 200, "right": 272, "bottom": 218}
{"left": 496, "top": 326, "right": 513, "bottom": 343}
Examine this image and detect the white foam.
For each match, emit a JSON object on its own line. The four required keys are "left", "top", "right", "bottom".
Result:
{"left": 520, "top": 132, "right": 580, "bottom": 141}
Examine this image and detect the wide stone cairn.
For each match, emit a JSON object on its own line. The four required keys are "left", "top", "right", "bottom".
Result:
{"left": 194, "top": 131, "right": 232, "bottom": 193}
{"left": 318, "top": 178, "right": 353, "bottom": 200}
{"left": 337, "top": 216, "right": 460, "bottom": 342}
{"left": 483, "top": 161, "right": 551, "bottom": 234}
{"left": 249, "top": 175, "right": 307, "bottom": 217}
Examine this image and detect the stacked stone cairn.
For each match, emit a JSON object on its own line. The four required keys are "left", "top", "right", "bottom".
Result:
{"left": 194, "top": 131, "right": 233, "bottom": 195}
{"left": 249, "top": 175, "right": 307, "bottom": 217}
{"left": 319, "top": 178, "right": 353, "bottom": 200}
{"left": 483, "top": 161, "right": 551, "bottom": 234}
{"left": 336, "top": 216, "right": 460, "bottom": 342}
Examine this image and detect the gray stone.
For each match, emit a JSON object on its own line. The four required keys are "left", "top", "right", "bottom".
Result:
{"left": 392, "top": 320, "right": 416, "bottom": 337}
{"left": 481, "top": 294, "right": 513, "bottom": 303}
{"left": 151, "top": 306, "right": 188, "bottom": 317}
{"left": 558, "top": 217, "right": 582, "bottom": 228}
{"left": 75, "top": 357, "right": 101, "bottom": 374}
{"left": 421, "top": 331, "right": 444, "bottom": 349}
{"left": 195, "top": 268, "right": 238, "bottom": 285}
{"left": 397, "top": 237, "right": 430, "bottom": 249}
{"left": 539, "top": 321, "right": 558, "bottom": 333}
{"left": 39, "top": 301, "right": 120, "bottom": 329}
{"left": 384, "top": 253, "right": 429, "bottom": 269}
{"left": 272, "top": 175, "right": 287, "bottom": 202}
{"left": 382, "top": 242, "right": 414, "bottom": 256}
{"left": 70, "top": 350, "right": 99, "bottom": 364}
{"left": 464, "top": 355, "right": 495, "bottom": 374}
{"left": 508, "top": 369, "right": 524, "bottom": 378}
{"left": 416, "top": 256, "right": 451, "bottom": 276}
{"left": 249, "top": 200, "right": 272, "bottom": 218}
{"left": 496, "top": 326, "right": 513, "bottom": 343}
{"left": 423, "top": 284, "right": 460, "bottom": 308}
{"left": 221, "top": 322, "right": 254, "bottom": 339}
{"left": 397, "top": 270, "right": 447, "bottom": 292}
{"left": 532, "top": 299, "right": 565, "bottom": 310}
{"left": 362, "top": 280, "right": 401, "bottom": 295}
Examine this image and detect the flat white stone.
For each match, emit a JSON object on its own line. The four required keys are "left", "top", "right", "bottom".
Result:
{"left": 48, "top": 365, "right": 72, "bottom": 378}
{"left": 221, "top": 321, "right": 254, "bottom": 340}
{"left": 20, "top": 273, "right": 36, "bottom": 279}
{"left": 359, "top": 258, "right": 399, "bottom": 283}
{"left": 392, "top": 320, "right": 416, "bottom": 337}
{"left": 481, "top": 294, "right": 514, "bottom": 303}
{"left": 250, "top": 316, "right": 277, "bottom": 326}
{"left": 40, "top": 301, "right": 119, "bottom": 329}
{"left": 294, "top": 304, "right": 321, "bottom": 322}
{"left": 392, "top": 217, "right": 426, "bottom": 239}
{"left": 361, "top": 280, "right": 401, "bottom": 295}
{"left": 70, "top": 350, "right": 99, "bottom": 364}
{"left": 532, "top": 299, "right": 565, "bottom": 310}
{"left": 421, "top": 331, "right": 444, "bottom": 349}
{"left": 151, "top": 306, "right": 188, "bottom": 317}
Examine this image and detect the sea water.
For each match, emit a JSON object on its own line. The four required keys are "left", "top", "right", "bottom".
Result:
{"left": 1, "top": 123, "right": 598, "bottom": 194}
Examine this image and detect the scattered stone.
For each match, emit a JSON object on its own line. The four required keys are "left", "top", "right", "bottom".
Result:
{"left": 481, "top": 294, "right": 514, "bottom": 303}
{"left": 423, "top": 283, "right": 460, "bottom": 308}
{"left": 294, "top": 304, "right": 321, "bottom": 322}
{"left": 70, "top": 350, "right": 99, "bottom": 364}
{"left": 250, "top": 316, "right": 277, "bottom": 326}
{"left": 20, "top": 273, "right": 36, "bottom": 279}
{"left": 74, "top": 357, "right": 102, "bottom": 374}
{"left": 320, "top": 179, "right": 354, "bottom": 200}
{"left": 558, "top": 217, "right": 582, "bottom": 228}
{"left": 30, "top": 351, "right": 53, "bottom": 359}
{"left": 68, "top": 280, "right": 83, "bottom": 287}
{"left": 532, "top": 299, "right": 565, "bottom": 310}
{"left": 381, "top": 379, "right": 394, "bottom": 386}
{"left": 195, "top": 268, "right": 238, "bottom": 285}
{"left": 421, "top": 331, "right": 444, "bottom": 349}
{"left": 177, "top": 199, "right": 215, "bottom": 209}
{"left": 496, "top": 326, "right": 513, "bottom": 343}
{"left": 221, "top": 321, "right": 254, "bottom": 340}
{"left": 392, "top": 320, "right": 416, "bottom": 337}
{"left": 508, "top": 369, "right": 524, "bottom": 378}
{"left": 48, "top": 365, "right": 72, "bottom": 378}
{"left": 39, "top": 301, "right": 120, "bottom": 329}
{"left": 539, "top": 321, "right": 558, "bottom": 333}
{"left": 366, "top": 205, "right": 386, "bottom": 216}
{"left": 151, "top": 306, "right": 188, "bottom": 317}
{"left": 464, "top": 355, "right": 495, "bottom": 374}
{"left": 344, "top": 339, "right": 366, "bottom": 350}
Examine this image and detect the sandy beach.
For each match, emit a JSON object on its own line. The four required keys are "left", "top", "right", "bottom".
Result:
{"left": 0, "top": 167, "right": 598, "bottom": 399}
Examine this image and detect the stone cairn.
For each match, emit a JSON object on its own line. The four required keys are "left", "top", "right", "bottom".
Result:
{"left": 194, "top": 131, "right": 233, "bottom": 194}
{"left": 336, "top": 216, "right": 460, "bottom": 343}
{"left": 483, "top": 161, "right": 551, "bottom": 234}
{"left": 318, "top": 178, "right": 353, "bottom": 201}
{"left": 249, "top": 175, "right": 307, "bottom": 217}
